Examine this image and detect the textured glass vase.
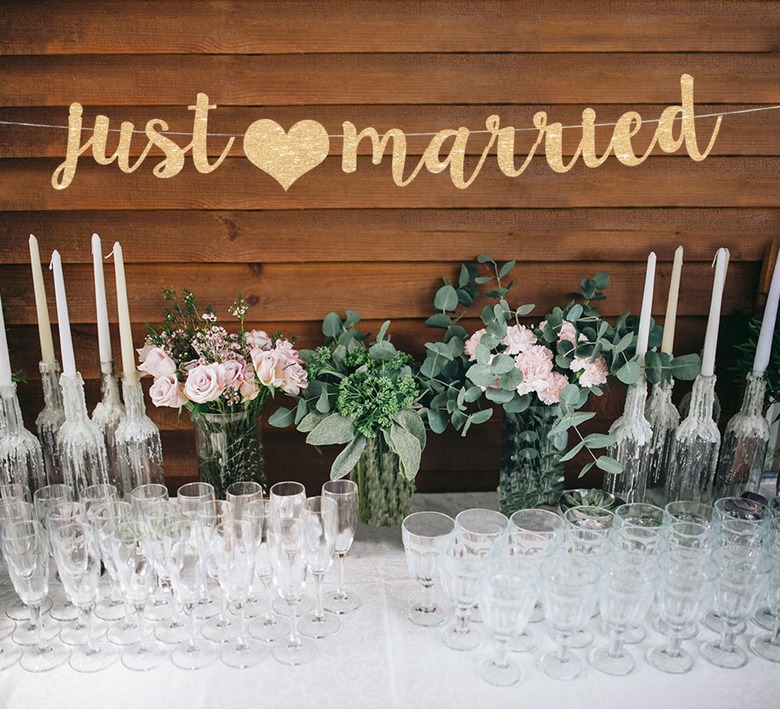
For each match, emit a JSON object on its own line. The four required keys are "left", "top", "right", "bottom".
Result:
{"left": 349, "top": 434, "right": 414, "bottom": 527}
{"left": 192, "top": 409, "right": 265, "bottom": 499}
{"left": 499, "top": 406, "right": 567, "bottom": 516}
{"left": 35, "top": 360, "right": 65, "bottom": 485}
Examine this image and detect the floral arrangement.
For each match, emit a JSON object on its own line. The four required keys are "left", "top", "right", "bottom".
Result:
{"left": 419, "top": 256, "right": 700, "bottom": 477}
{"left": 269, "top": 311, "right": 426, "bottom": 482}
{"left": 138, "top": 289, "right": 307, "bottom": 415}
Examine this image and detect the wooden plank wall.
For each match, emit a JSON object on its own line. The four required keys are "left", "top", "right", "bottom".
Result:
{"left": 0, "top": 0, "right": 778, "bottom": 495}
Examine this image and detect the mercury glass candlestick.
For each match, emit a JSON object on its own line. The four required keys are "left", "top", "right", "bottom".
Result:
{"left": 644, "top": 379, "right": 680, "bottom": 494}
{"left": 114, "top": 377, "right": 164, "bottom": 495}
{"left": 0, "top": 382, "right": 46, "bottom": 492}
{"left": 664, "top": 374, "right": 720, "bottom": 504}
{"left": 91, "top": 359, "right": 126, "bottom": 493}
{"left": 712, "top": 371, "right": 770, "bottom": 500}
{"left": 35, "top": 360, "right": 65, "bottom": 485}
{"left": 57, "top": 373, "right": 110, "bottom": 497}
{"left": 603, "top": 380, "right": 653, "bottom": 503}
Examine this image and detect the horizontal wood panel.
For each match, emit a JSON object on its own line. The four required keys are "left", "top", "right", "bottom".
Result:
{"left": 0, "top": 261, "right": 760, "bottom": 325}
{"left": 1, "top": 209, "right": 776, "bottom": 264}
{"left": 2, "top": 54, "right": 779, "bottom": 106}
{"left": 1, "top": 104, "right": 773, "bottom": 158}
{"left": 2, "top": 157, "right": 778, "bottom": 211}
{"left": 2, "top": 1, "right": 777, "bottom": 54}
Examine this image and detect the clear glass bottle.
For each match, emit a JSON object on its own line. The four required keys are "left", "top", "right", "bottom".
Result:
{"left": 91, "top": 360, "right": 125, "bottom": 493}
{"left": 0, "top": 382, "right": 46, "bottom": 492}
{"left": 713, "top": 371, "right": 770, "bottom": 500}
{"left": 57, "top": 373, "right": 110, "bottom": 497}
{"left": 603, "top": 381, "right": 653, "bottom": 503}
{"left": 35, "top": 360, "right": 65, "bottom": 485}
{"left": 644, "top": 379, "right": 680, "bottom": 494}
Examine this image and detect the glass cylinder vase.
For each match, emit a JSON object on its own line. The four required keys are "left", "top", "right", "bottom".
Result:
{"left": 192, "top": 408, "right": 265, "bottom": 499}
{"left": 349, "top": 434, "right": 414, "bottom": 527}
{"left": 499, "top": 406, "right": 567, "bottom": 516}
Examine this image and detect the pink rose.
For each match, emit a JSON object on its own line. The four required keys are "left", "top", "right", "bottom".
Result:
{"left": 137, "top": 346, "right": 177, "bottom": 379}
{"left": 252, "top": 350, "right": 285, "bottom": 389}
{"left": 149, "top": 374, "right": 188, "bottom": 408}
{"left": 184, "top": 363, "right": 225, "bottom": 404}
{"left": 239, "top": 362, "right": 260, "bottom": 402}
{"left": 502, "top": 324, "right": 537, "bottom": 356}
{"left": 515, "top": 345, "right": 554, "bottom": 396}
{"left": 274, "top": 338, "right": 303, "bottom": 365}
{"left": 464, "top": 328, "right": 487, "bottom": 360}
{"left": 136, "top": 343, "right": 154, "bottom": 364}
{"left": 246, "top": 329, "right": 272, "bottom": 350}
{"left": 570, "top": 355, "right": 609, "bottom": 388}
{"left": 279, "top": 360, "right": 308, "bottom": 396}
{"left": 537, "top": 372, "right": 569, "bottom": 405}
{"left": 219, "top": 358, "right": 245, "bottom": 390}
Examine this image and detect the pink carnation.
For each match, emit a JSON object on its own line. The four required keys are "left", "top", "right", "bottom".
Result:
{"left": 558, "top": 322, "right": 579, "bottom": 345}
{"left": 246, "top": 329, "right": 272, "bottom": 350}
{"left": 501, "top": 324, "right": 537, "bottom": 355}
{"left": 570, "top": 355, "right": 609, "bottom": 388}
{"left": 515, "top": 345, "right": 554, "bottom": 396}
{"left": 537, "top": 372, "right": 569, "bottom": 405}
{"left": 149, "top": 374, "right": 188, "bottom": 408}
{"left": 464, "top": 328, "right": 487, "bottom": 360}
{"left": 184, "top": 363, "right": 225, "bottom": 404}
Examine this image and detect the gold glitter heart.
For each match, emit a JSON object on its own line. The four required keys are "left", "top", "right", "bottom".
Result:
{"left": 242, "top": 120, "right": 329, "bottom": 191}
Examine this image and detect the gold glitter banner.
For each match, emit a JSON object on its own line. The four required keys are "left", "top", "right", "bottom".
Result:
{"left": 43, "top": 74, "right": 726, "bottom": 191}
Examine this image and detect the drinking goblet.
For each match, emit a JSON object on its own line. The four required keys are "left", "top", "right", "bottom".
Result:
{"left": 267, "top": 509, "right": 318, "bottom": 665}
{"left": 589, "top": 549, "right": 656, "bottom": 675}
{"left": 700, "top": 545, "right": 772, "bottom": 669}
{"left": 198, "top": 499, "right": 237, "bottom": 642}
{"left": 614, "top": 502, "right": 665, "bottom": 528}
{"left": 663, "top": 500, "right": 713, "bottom": 526}
{"left": 51, "top": 520, "right": 119, "bottom": 671}
{"left": 750, "top": 545, "right": 780, "bottom": 662}
{"left": 246, "top": 499, "right": 289, "bottom": 642}
{"left": 1, "top": 520, "right": 68, "bottom": 671}
{"left": 538, "top": 552, "right": 600, "bottom": 681}
{"left": 476, "top": 563, "right": 539, "bottom": 686}
{"left": 401, "top": 511, "right": 454, "bottom": 627}
{"left": 109, "top": 517, "right": 169, "bottom": 670}
{"left": 438, "top": 532, "right": 484, "bottom": 651}
{"left": 299, "top": 496, "right": 340, "bottom": 639}
{"left": 322, "top": 479, "right": 361, "bottom": 614}
{"left": 647, "top": 550, "right": 718, "bottom": 673}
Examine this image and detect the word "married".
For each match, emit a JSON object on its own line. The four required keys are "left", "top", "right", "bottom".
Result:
{"left": 52, "top": 74, "right": 720, "bottom": 191}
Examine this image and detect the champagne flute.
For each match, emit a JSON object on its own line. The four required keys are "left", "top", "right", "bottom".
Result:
{"left": 79, "top": 483, "right": 118, "bottom": 513}
{"left": 198, "top": 499, "right": 237, "bottom": 642}
{"left": 299, "top": 496, "right": 340, "bottom": 638}
{"left": 177, "top": 482, "right": 215, "bottom": 517}
{"left": 0, "top": 497, "right": 37, "bottom": 628}
{"left": 1, "top": 520, "right": 68, "bottom": 672}
{"left": 322, "top": 479, "right": 361, "bottom": 614}
{"left": 131, "top": 483, "right": 171, "bottom": 622}
{"left": 750, "top": 545, "right": 780, "bottom": 662}
{"left": 226, "top": 481, "right": 264, "bottom": 618}
{"left": 0, "top": 482, "right": 30, "bottom": 503}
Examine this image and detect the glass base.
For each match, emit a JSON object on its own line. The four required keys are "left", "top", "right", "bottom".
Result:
{"left": 322, "top": 589, "right": 362, "bottom": 615}
{"left": 122, "top": 641, "right": 170, "bottom": 671}
{"left": 95, "top": 598, "right": 126, "bottom": 622}
{"left": 20, "top": 643, "right": 70, "bottom": 672}
{"left": 6, "top": 598, "right": 51, "bottom": 621}
{"left": 274, "top": 595, "right": 314, "bottom": 617}
{"left": 155, "top": 618, "right": 190, "bottom": 645}
{"left": 646, "top": 645, "right": 693, "bottom": 674}
{"left": 753, "top": 607, "right": 778, "bottom": 631}
{"left": 750, "top": 634, "right": 780, "bottom": 663}
{"left": 539, "top": 650, "right": 583, "bottom": 681}
{"left": 107, "top": 618, "right": 145, "bottom": 646}
{"left": 589, "top": 645, "right": 635, "bottom": 676}
{"left": 221, "top": 639, "right": 266, "bottom": 669}
{"left": 623, "top": 625, "right": 646, "bottom": 645}
{"left": 566, "top": 627, "right": 594, "bottom": 650}
{"left": 144, "top": 597, "right": 171, "bottom": 622}
{"left": 49, "top": 599, "right": 79, "bottom": 623}
{"left": 202, "top": 614, "right": 235, "bottom": 643}
{"left": 0, "top": 615, "right": 15, "bottom": 640}
{"left": 12, "top": 618, "right": 59, "bottom": 646}
{"left": 702, "top": 611, "right": 745, "bottom": 635}
{"left": 298, "top": 611, "right": 340, "bottom": 639}
{"left": 653, "top": 616, "right": 698, "bottom": 640}
{"left": 193, "top": 595, "right": 220, "bottom": 621}
{"left": 239, "top": 594, "right": 265, "bottom": 620}
{"left": 249, "top": 614, "right": 290, "bottom": 642}
{"left": 700, "top": 639, "right": 749, "bottom": 669}
{"left": 60, "top": 618, "right": 108, "bottom": 647}
{"left": 477, "top": 656, "right": 523, "bottom": 686}
{"left": 441, "top": 623, "right": 482, "bottom": 652}
{"left": 528, "top": 603, "right": 544, "bottom": 624}
{"left": 69, "top": 641, "right": 120, "bottom": 672}
{"left": 272, "top": 636, "right": 319, "bottom": 666}
{"left": 170, "top": 640, "right": 219, "bottom": 671}
{"left": 509, "top": 628, "right": 539, "bottom": 653}
{"left": 0, "top": 642, "right": 22, "bottom": 669}
{"left": 406, "top": 600, "right": 447, "bottom": 628}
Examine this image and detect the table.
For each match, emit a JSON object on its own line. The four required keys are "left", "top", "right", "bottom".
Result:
{"left": 1, "top": 491, "right": 778, "bottom": 709}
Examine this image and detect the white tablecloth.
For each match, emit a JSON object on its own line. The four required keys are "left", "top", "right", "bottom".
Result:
{"left": 1, "top": 491, "right": 778, "bottom": 709}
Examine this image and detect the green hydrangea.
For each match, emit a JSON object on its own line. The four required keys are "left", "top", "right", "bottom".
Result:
{"left": 337, "top": 371, "right": 418, "bottom": 438}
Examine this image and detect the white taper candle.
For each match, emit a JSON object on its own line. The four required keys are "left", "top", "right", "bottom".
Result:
{"left": 92, "top": 234, "right": 113, "bottom": 363}
{"left": 112, "top": 242, "right": 139, "bottom": 384}
{"left": 49, "top": 250, "right": 77, "bottom": 377}
{"left": 700, "top": 248, "right": 730, "bottom": 378}
{"left": 0, "top": 290, "right": 14, "bottom": 385}
{"left": 635, "top": 251, "right": 656, "bottom": 361}
{"left": 753, "top": 251, "right": 780, "bottom": 373}
{"left": 661, "top": 245, "right": 684, "bottom": 356}
{"left": 28, "top": 235, "right": 56, "bottom": 363}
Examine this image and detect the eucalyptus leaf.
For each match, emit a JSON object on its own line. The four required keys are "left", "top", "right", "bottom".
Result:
{"left": 582, "top": 433, "right": 616, "bottom": 448}
{"left": 491, "top": 354, "right": 516, "bottom": 375}
{"left": 595, "top": 455, "right": 623, "bottom": 475}
{"left": 516, "top": 303, "right": 535, "bottom": 316}
{"left": 434, "top": 285, "right": 459, "bottom": 312}
{"left": 616, "top": 359, "right": 641, "bottom": 385}
{"left": 395, "top": 409, "right": 427, "bottom": 450}
{"left": 376, "top": 320, "right": 391, "bottom": 343}
{"left": 466, "top": 363, "right": 496, "bottom": 387}
{"left": 427, "top": 408, "right": 448, "bottom": 434}
{"left": 469, "top": 409, "right": 493, "bottom": 425}
{"left": 498, "top": 260, "right": 516, "bottom": 278}
{"left": 485, "top": 387, "right": 515, "bottom": 403}
{"left": 559, "top": 439, "right": 585, "bottom": 462}
{"left": 670, "top": 353, "right": 702, "bottom": 380}
{"left": 426, "top": 314, "right": 452, "bottom": 329}
{"left": 322, "top": 312, "right": 342, "bottom": 338}
{"left": 268, "top": 407, "right": 294, "bottom": 428}
{"left": 315, "top": 387, "right": 331, "bottom": 413}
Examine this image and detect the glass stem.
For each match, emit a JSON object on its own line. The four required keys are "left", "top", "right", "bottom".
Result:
{"left": 421, "top": 583, "right": 435, "bottom": 612}
{"left": 135, "top": 604, "right": 149, "bottom": 653}
{"left": 718, "top": 622, "right": 738, "bottom": 652}
{"left": 455, "top": 605, "right": 471, "bottom": 634}
{"left": 493, "top": 636, "right": 509, "bottom": 669}
{"left": 556, "top": 632, "right": 571, "bottom": 663}
{"left": 608, "top": 627, "right": 624, "bottom": 658}
{"left": 336, "top": 553, "right": 347, "bottom": 599}
{"left": 122, "top": 597, "right": 136, "bottom": 629}
{"left": 665, "top": 632, "right": 683, "bottom": 657}
{"left": 236, "top": 603, "right": 247, "bottom": 649}
{"left": 261, "top": 578, "right": 275, "bottom": 624}
{"left": 287, "top": 600, "right": 301, "bottom": 648}
{"left": 218, "top": 589, "right": 229, "bottom": 626}
{"left": 29, "top": 603, "right": 48, "bottom": 655}
{"left": 314, "top": 573, "right": 325, "bottom": 621}
{"left": 83, "top": 605, "right": 99, "bottom": 655}
{"left": 186, "top": 603, "right": 198, "bottom": 651}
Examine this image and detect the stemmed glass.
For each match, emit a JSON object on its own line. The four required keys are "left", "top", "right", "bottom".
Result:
{"left": 476, "top": 562, "right": 539, "bottom": 686}
{"left": 589, "top": 549, "right": 657, "bottom": 675}
{"left": 700, "top": 545, "right": 772, "bottom": 669}
{"left": 401, "top": 511, "right": 455, "bottom": 627}
{"left": 212, "top": 517, "right": 265, "bottom": 668}
{"left": 267, "top": 508, "right": 318, "bottom": 665}
{"left": 51, "top": 520, "right": 119, "bottom": 671}
{"left": 754, "top": 518, "right": 780, "bottom": 632}
{"left": 88, "top": 498, "right": 127, "bottom": 623}
{"left": 1, "top": 520, "right": 68, "bottom": 671}
{"left": 198, "top": 499, "right": 237, "bottom": 643}
{"left": 226, "top": 481, "right": 264, "bottom": 618}
{"left": 0, "top": 482, "right": 30, "bottom": 503}
{"left": 0, "top": 495, "right": 31, "bottom": 667}
{"left": 750, "top": 545, "right": 780, "bottom": 662}
{"left": 299, "top": 496, "right": 339, "bottom": 638}
{"left": 438, "top": 532, "right": 484, "bottom": 651}
{"left": 163, "top": 509, "right": 217, "bottom": 670}
{"left": 538, "top": 552, "right": 600, "bottom": 681}
{"left": 109, "top": 516, "right": 170, "bottom": 671}
{"left": 80, "top": 483, "right": 118, "bottom": 512}
{"left": 664, "top": 500, "right": 714, "bottom": 526}
{"left": 647, "top": 551, "right": 718, "bottom": 673}
{"left": 246, "top": 499, "right": 289, "bottom": 642}
{"left": 322, "top": 479, "right": 361, "bottom": 614}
